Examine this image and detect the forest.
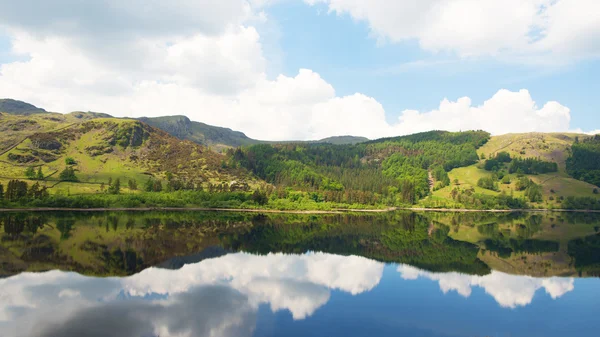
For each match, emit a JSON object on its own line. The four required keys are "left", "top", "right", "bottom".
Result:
{"left": 228, "top": 130, "right": 489, "bottom": 206}
{"left": 567, "top": 135, "right": 600, "bottom": 187}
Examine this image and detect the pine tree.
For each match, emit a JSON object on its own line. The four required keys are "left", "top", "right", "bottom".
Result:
{"left": 36, "top": 167, "right": 44, "bottom": 180}
{"left": 145, "top": 178, "right": 154, "bottom": 192}
{"left": 25, "top": 166, "right": 36, "bottom": 179}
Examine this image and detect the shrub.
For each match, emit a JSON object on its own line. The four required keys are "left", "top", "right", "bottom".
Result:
{"left": 59, "top": 167, "right": 78, "bottom": 182}
{"left": 477, "top": 177, "right": 499, "bottom": 191}
{"left": 65, "top": 157, "right": 77, "bottom": 165}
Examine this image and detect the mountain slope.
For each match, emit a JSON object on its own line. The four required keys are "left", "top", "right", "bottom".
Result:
{"left": 138, "top": 116, "right": 260, "bottom": 151}
{"left": 0, "top": 116, "right": 258, "bottom": 195}
{"left": 429, "top": 132, "right": 598, "bottom": 208}
{"left": 139, "top": 116, "right": 369, "bottom": 150}
{"left": 0, "top": 99, "right": 47, "bottom": 115}
{"left": 315, "top": 136, "right": 369, "bottom": 145}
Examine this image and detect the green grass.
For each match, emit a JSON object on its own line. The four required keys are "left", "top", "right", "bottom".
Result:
{"left": 428, "top": 133, "right": 598, "bottom": 208}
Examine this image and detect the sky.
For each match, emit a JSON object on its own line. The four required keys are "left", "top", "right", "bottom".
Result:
{"left": 0, "top": 0, "right": 598, "bottom": 140}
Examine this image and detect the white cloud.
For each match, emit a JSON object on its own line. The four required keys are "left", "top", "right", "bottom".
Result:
{"left": 392, "top": 89, "right": 572, "bottom": 136}
{"left": 0, "top": 0, "right": 587, "bottom": 140}
{"left": 397, "top": 265, "right": 575, "bottom": 309}
{"left": 305, "top": 0, "right": 600, "bottom": 61}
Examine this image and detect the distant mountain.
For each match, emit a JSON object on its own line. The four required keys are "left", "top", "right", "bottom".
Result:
{"left": 138, "top": 115, "right": 260, "bottom": 151}
{"left": 137, "top": 116, "right": 369, "bottom": 150}
{"left": 68, "top": 111, "right": 113, "bottom": 120}
{"left": 0, "top": 99, "right": 47, "bottom": 115}
{"left": 315, "top": 136, "right": 369, "bottom": 145}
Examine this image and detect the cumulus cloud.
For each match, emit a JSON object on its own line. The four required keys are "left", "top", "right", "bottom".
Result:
{"left": 397, "top": 265, "right": 575, "bottom": 308}
{"left": 305, "top": 0, "right": 600, "bottom": 60}
{"left": 0, "top": 0, "right": 586, "bottom": 140}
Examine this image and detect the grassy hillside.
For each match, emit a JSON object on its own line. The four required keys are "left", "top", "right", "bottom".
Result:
{"left": 428, "top": 132, "right": 598, "bottom": 209}
{"left": 0, "top": 116, "right": 257, "bottom": 196}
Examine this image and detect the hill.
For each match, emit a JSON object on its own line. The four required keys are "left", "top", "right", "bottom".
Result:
{"left": 138, "top": 116, "right": 369, "bottom": 150}
{"left": 0, "top": 115, "right": 258, "bottom": 197}
{"left": 428, "top": 132, "right": 598, "bottom": 209}
{"left": 138, "top": 115, "right": 260, "bottom": 151}
{"left": 0, "top": 99, "right": 47, "bottom": 115}
{"left": 0, "top": 98, "right": 598, "bottom": 210}
{"left": 312, "top": 136, "right": 369, "bottom": 145}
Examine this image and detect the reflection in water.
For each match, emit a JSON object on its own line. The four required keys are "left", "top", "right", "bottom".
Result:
{"left": 0, "top": 252, "right": 584, "bottom": 337}
{"left": 398, "top": 265, "right": 574, "bottom": 308}
{"left": 1, "top": 253, "right": 381, "bottom": 337}
{"left": 1, "top": 211, "right": 600, "bottom": 336}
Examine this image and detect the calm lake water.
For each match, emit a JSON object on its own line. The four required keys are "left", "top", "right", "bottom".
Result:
{"left": 1, "top": 211, "right": 599, "bottom": 337}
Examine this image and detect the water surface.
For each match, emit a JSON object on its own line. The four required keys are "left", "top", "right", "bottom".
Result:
{"left": 1, "top": 211, "right": 599, "bottom": 337}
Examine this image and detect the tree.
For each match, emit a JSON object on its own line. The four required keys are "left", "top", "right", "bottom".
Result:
{"left": 251, "top": 190, "right": 268, "bottom": 205}
{"left": 515, "top": 177, "right": 531, "bottom": 191}
{"left": 6, "top": 180, "right": 28, "bottom": 201}
{"left": 594, "top": 188, "right": 599, "bottom": 195}
{"left": 25, "top": 166, "right": 36, "bottom": 179}
{"left": 59, "top": 167, "right": 78, "bottom": 182}
{"left": 153, "top": 180, "right": 163, "bottom": 192}
{"left": 477, "top": 177, "right": 499, "bottom": 191}
{"left": 36, "top": 167, "right": 44, "bottom": 180}
{"left": 65, "top": 157, "right": 77, "bottom": 165}
{"left": 145, "top": 178, "right": 155, "bottom": 192}
{"left": 108, "top": 178, "right": 121, "bottom": 195}
{"left": 128, "top": 179, "right": 138, "bottom": 190}
{"left": 27, "top": 182, "right": 48, "bottom": 200}
{"left": 525, "top": 183, "right": 543, "bottom": 202}
{"left": 0, "top": 183, "right": 4, "bottom": 200}
{"left": 501, "top": 175, "right": 511, "bottom": 184}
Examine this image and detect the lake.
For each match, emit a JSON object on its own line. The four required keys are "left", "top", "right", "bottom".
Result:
{"left": 1, "top": 211, "right": 599, "bottom": 337}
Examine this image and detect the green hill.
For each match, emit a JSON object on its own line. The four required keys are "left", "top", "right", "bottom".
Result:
{"left": 428, "top": 132, "right": 598, "bottom": 209}
{"left": 0, "top": 98, "right": 598, "bottom": 210}
{"left": 0, "top": 99, "right": 47, "bottom": 115}
{"left": 0, "top": 116, "right": 257, "bottom": 196}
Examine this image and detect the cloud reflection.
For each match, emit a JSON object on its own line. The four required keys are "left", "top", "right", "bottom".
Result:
{"left": 0, "top": 252, "right": 384, "bottom": 337}
{"left": 397, "top": 265, "right": 575, "bottom": 308}
{"left": 0, "top": 252, "right": 580, "bottom": 337}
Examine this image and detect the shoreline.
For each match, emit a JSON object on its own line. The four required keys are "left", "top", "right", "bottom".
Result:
{"left": 0, "top": 206, "right": 599, "bottom": 214}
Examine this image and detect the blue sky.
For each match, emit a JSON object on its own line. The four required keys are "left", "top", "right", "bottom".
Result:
{"left": 0, "top": 0, "right": 598, "bottom": 140}
{"left": 268, "top": 1, "right": 599, "bottom": 128}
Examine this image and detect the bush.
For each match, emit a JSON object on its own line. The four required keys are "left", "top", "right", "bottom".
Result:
{"left": 65, "top": 157, "right": 77, "bottom": 165}
{"left": 525, "top": 183, "right": 543, "bottom": 203}
{"left": 515, "top": 177, "right": 531, "bottom": 191}
{"left": 251, "top": 190, "right": 268, "bottom": 205}
{"left": 594, "top": 188, "right": 599, "bottom": 195}
{"left": 477, "top": 177, "right": 499, "bottom": 191}
{"left": 501, "top": 175, "right": 511, "bottom": 184}
{"left": 59, "top": 167, "right": 78, "bottom": 182}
